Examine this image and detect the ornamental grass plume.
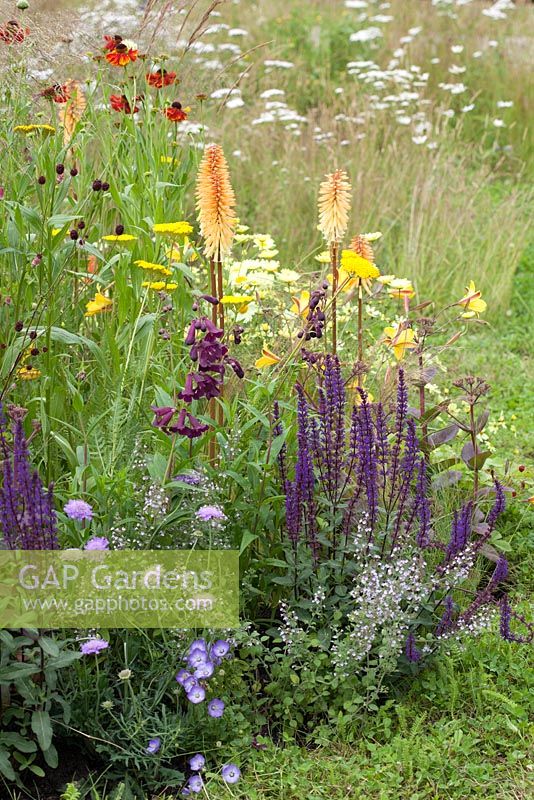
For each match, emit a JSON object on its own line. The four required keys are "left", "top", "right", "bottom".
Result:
{"left": 317, "top": 169, "right": 352, "bottom": 354}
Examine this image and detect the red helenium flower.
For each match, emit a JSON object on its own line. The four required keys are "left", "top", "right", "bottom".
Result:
{"left": 0, "top": 20, "right": 30, "bottom": 44}
{"left": 164, "top": 102, "right": 188, "bottom": 122}
{"left": 147, "top": 69, "right": 177, "bottom": 88}
{"left": 39, "top": 83, "right": 71, "bottom": 103}
{"left": 110, "top": 94, "right": 140, "bottom": 114}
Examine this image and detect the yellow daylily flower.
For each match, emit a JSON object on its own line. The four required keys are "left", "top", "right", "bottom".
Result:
{"left": 327, "top": 268, "right": 358, "bottom": 293}
{"left": 167, "top": 237, "right": 198, "bottom": 262}
{"left": 456, "top": 281, "right": 487, "bottom": 318}
{"left": 383, "top": 323, "right": 417, "bottom": 360}
{"left": 388, "top": 278, "right": 415, "bottom": 300}
{"left": 134, "top": 259, "right": 172, "bottom": 276}
{"left": 85, "top": 292, "right": 113, "bottom": 317}
{"left": 255, "top": 347, "right": 281, "bottom": 369}
{"left": 347, "top": 377, "right": 374, "bottom": 404}
{"left": 340, "top": 251, "right": 380, "bottom": 280}
{"left": 291, "top": 290, "right": 310, "bottom": 317}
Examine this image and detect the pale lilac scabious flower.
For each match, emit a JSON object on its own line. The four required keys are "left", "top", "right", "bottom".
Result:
{"left": 195, "top": 504, "right": 226, "bottom": 522}
{"left": 146, "top": 737, "right": 161, "bottom": 754}
{"left": 207, "top": 698, "right": 225, "bottom": 718}
{"left": 84, "top": 536, "right": 109, "bottom": 551}
{"left": 64, "top": 499, "right": 93, "bottom": 521}
{"left": 221, "top": 763, "right": 241, "bottom": 784}
{"left": 80, "top": 638, "right": 109, "bottom": 655}
{"left": 190, "top": 753, "right": 205, "bottom": 771}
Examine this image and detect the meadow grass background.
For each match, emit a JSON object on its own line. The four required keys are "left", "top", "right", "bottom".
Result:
{"left": 1, "top": 0, "right": 533, "bottom": 797}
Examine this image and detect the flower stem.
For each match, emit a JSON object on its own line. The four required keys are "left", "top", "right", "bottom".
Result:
{"left": 331, "top": 241, "right": 338, "bottom": 354}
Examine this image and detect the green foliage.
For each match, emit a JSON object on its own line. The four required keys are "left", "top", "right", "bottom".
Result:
{"left": 0, "top": 631, "right": 81, "bottom": 785}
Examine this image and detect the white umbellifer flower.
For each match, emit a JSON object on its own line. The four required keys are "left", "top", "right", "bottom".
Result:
{"left": 451, "top": 44, "right": 464, "bottom": 54}
{"left": 260, "top": 88, "right": 285, "bottom": 98}
{"left": 497, "top": 100, "right": 513, "bottom": 108}
{"left": 264, "top": 59, "right": 295, "bottom": 69}
{"left": 493, "top": 118, "right": 506, "bottom": 128}
{"left": 350, "top": 27, "right": 383, "bottom": 42}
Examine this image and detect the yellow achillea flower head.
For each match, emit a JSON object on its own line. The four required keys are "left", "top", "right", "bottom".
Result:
{"left": 14, "top": 124, "right": 55, "bottom": 135}
{"left": 318, "top": 169, "right": 352, "bottom": 244}
{"left": 255, "top": 347, "right": 281, "bottom": 369}
{"left": 383, "top": 323, "right": 417, "bottom": 361}
{"left": 456, "top": 281, "right": 487, "bottom": 318}
{"left": 85, "top": 292, "right": 113, "bottom": 317}
{"left": 17, "top": 365, "right": 42, "bottom": 381}
{"left": 196, "top": 143, "right": 236, "bottom": 261}
{"left": 134, "top": 259, "right": 172, "bottom": 276}
{"left": 142, "top": 281, "right": 178, "bottom": 291}
{"left": 220, "top": 294, "right": 253, "bottom": 304}
{"left": 102, "top": 234, "right": 137, "bottom": 242}
{"left": 340, "top": 250, "right": 380, "bottom": 280}
{"left": 152, "top": 221, "right": 193, "bottom": 236}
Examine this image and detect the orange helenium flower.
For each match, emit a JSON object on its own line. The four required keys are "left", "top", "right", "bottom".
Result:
{"left": 196, "top": 144, "right": 236, "bottom": 261}
{"left": 105, "top": 38, "right": 138, "bottom": 67}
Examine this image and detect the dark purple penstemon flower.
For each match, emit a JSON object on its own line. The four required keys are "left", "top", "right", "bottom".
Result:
{"left": 171, "top": 409, "right": 209, "bottom": 439}
{"left": 151, "top": 405, "right": 176, "bottom": 430}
